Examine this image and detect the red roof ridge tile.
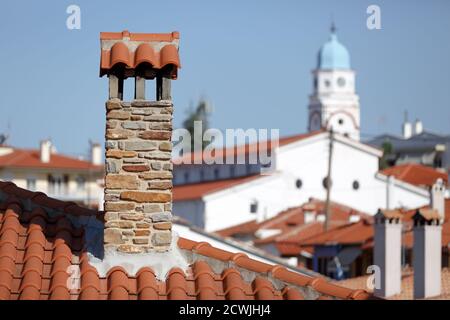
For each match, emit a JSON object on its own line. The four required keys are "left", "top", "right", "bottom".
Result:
{"left": 177, "top": 237, "right": 373, "bottom": 299}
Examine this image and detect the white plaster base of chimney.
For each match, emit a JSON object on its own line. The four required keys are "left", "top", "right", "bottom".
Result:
{"left": 88, "top": 232, "right": 190, "bottom": 280}
{"left": 374, "top": 222, "right": 402, "bottom": 298}
{"left": 413, "top": 225, "right": 442, "bottom": 299}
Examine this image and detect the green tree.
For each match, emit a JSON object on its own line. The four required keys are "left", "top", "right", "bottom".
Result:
{"left": 182, "top": 98, "right": 211, "bottom": 151}
{"left": 380, "top": 140, "right": 393, "bottom": 169}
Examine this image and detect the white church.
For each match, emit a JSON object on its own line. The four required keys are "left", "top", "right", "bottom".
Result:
{"left": 172, "top": 26, "right": 431, "bottom": 232}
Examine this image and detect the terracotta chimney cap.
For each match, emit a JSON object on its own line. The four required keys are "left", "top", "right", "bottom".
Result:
{"left": 377, "top": 209, "right": 403, "bottom": 219}
{"left": 413, "top": 208, "right": 441, "bottom": 223}
{"left": 100, "top": 30, "right": 181, "bottom": 79}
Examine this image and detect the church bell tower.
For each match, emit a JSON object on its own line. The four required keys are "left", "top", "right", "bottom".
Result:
{"left": 308, "top": 24, "right": 360, "bottom": 141}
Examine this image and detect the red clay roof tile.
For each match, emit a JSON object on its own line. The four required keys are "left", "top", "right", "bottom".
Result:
{"left": 380, "top": 163, "right": 448, "bottom": 188}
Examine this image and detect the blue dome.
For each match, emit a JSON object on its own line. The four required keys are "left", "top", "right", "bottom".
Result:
{"left": 317, "top": 32, "right": 350, "bottom": 70}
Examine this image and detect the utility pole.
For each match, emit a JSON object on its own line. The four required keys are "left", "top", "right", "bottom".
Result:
{"left": 324, "top": 128, "right": 334, "bottom": 231}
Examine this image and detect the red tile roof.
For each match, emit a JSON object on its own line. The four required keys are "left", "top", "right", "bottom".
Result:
{"left": 100, "top": 30, "right": 180, "bottom": 79}
{"left": 173, "top": 175, "right": 262, "bottom": 201}
{"left": 216, "top": 199, "right": 371, "bottom": 256}
{"left": 0, "top": 148, "right": 103, "bottom": 171}
{"left": 0, "top": 181, "right": 373, "bottom": 300}
{"left": 338, "top": 267, "right": 450, "bottom": 300}
{"left": 380, "top": 163, "right": 448, "bottom": 188}
{"left": 300, "top": 220, "right": 374, "bottom": 246}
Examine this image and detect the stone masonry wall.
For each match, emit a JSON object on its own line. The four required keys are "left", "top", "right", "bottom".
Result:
{"left": 104, "top": 98, "right": 173, "bottom": 253}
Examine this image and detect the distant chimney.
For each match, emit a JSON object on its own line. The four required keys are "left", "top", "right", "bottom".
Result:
{"left": 431, "top": 178, "right": 445, "bottom": 222}
{"left": 402, "top": 122, "right": 412, "bottom": 139}
{"left": 413, "top": 209, "right": 442, "bottom": 299}
{"left": 402, "top": 111, "right": 412, "bottom": 139}
{"left": 90, "top": 142, "right": 102, "bottom": 166}
{"left": 373, "top": 209, "right": 403, "bottom": 298}
{"left": 101, "top": 30, "right": 180, "bottom": 254}
{"left": 40, "top": 140, "right": 51, "bottom": 163}
{"left": 414, "top": 119, "right": 423, "bottom": 135}
{"left": 386, "top": 175, "right": 395, "bottom": 209}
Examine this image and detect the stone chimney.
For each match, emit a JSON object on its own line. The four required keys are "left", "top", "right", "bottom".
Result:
{"left": 413, "top": 209, "right": 442, "bottom": 299}
{"left": 90, "top": 142, "right": 103, "bottom": 166}
{"left": 100, "top": 30, "right": 180, "bottom": 254}
{"left": 40, "top": 140, "right": 52, "bottom": 163}
{"left": 431, "top": 178, "right": 445, "bottom": 222}
{"left": 373, "top": 209, "right": 403, "bottom": 298}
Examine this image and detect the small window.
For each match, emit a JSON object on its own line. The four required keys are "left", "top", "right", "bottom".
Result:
{"left": 184, "top": 172, "right": 190, "bottom": 183}
{"left": 322, "top": 177, "right": 332, "bottom": 189}
{"left": 76, "top": 176, "right": 86, "bottom": 191}
{"left": 324, "top": 79, "right": 331, "bottom": 88}
{"left": 295, "top": 179, "right": 302, "bottom": 189}
{"left": 250, "top": 200, "right": 258, "bottom": 214}
{"left": 338, "top": 118, "right": 344, "bottom": 125}
{"left": 27, "top": 178, "right": 36, "bottom": 191}
{"left": 214, "top": 168, "right": 220, "bottom": 179}
{"left": 352, "top": 180, "right": 360, "bottom": 190}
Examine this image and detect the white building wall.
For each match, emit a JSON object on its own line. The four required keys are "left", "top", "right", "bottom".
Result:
{"left": 203, "top": 175, "right": 302, "bottom": 231}
{"left": 276, "top": 135, "right": 429, "bottom": 213}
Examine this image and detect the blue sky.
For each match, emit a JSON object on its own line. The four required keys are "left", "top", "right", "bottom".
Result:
{"left": 0, "top": 0, "right": 449, "bottom": 157}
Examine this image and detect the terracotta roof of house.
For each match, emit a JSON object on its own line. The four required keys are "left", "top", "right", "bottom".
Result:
{"left": 300, "top": 219, "right": 374, "bottom": 246}
{"left": 0, "top": 181, "right": 373, "bottom": 300}
{"left": 174, "top": 130, "right": 326, "bottom": 165}
{"left": 216, "top": 199, "right": 371, "bottom": 256}
{"left": 173, "top": 174, "right": 263, "bottom": 201}
{"left": 337, "top": 267, "right": 450, "bottom": 300}
{"left": 0, "top": 148, "right": 103, "bottom": 171}
{"left": 217, "top": 199, "right": 369, "bottom": 239}
{"left": 100, "top": 30, "right": 180, "bottom": 79}
{"left": 380, "top": 163, "right": 448, "bottom": 188}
